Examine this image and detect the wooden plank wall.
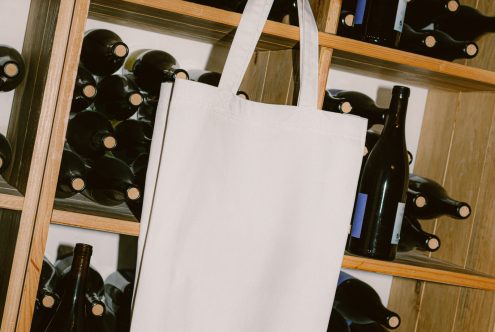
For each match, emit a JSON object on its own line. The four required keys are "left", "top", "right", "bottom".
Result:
{"left": 388, "top": 1, "right": 495, "bottom": 331}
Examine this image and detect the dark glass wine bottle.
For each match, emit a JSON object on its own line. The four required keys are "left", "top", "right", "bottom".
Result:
{"left": 334, "top": 271, "right": 401, "bottom": 329}
{"left": 407, "top": 174, "right": 471, "bottom": 219}
{"left": 85, "top": 293, "right": 106, "bottom": 317}
{"left": 363, "top": 130, "right": 380, "bottom": 161}
{"left": 421, "top": 29, "right": 478, "bottom": 61}
{"left": 406, "top": 188, "right": 427, "bottom": 210}
{"left": 94, "top": 74, "right": 143, "bottom": 121}
{"left": 354, "top": 0, "right": 407, "bottom": 47}
{"left": 328, "top": 308, "right": 351, "bottom": 332}
{"left": 0, "top": 133, "right": 12, "bottom": 174}
{"left": 84, "top": 156, "right": 141, "bottom": 206}
{"left": 350, "top": 322, "right": 387, "bottom": 332}
{"left": 398, "top": 213, "right": 441, "bottom": 252}
{"left": 37, "top": 258, "right": 60, "bottom": 312}
{"left": 127, "top": 153, "right": 149, "bottom": 219}
{"left": 323, "top": 90, "right": 353, "bottom": 114}
{"left": 338, "top": 10, "right": 358, "bottom": 38}
{"left": 329, "top": 90, "right": 386, "bottom": 129}
{"left": 113, "top": 119, "right": 152, "bottom": 164}
{"left": 44, "top": 243, "right": 92, "bottom": 332}
{"left": 56, "top": 149, "right": 87, "bottom": 199}
{"left": 124, "top": 49, "right": 189, "bottom": 97}
{"left": 66, "top": 110, "right": 117, "bottom": 161}
{"left": 404, "top": 0, "right": 460, "bottom": 30}
{"left": 348, "top": 86, "right": 410, "bottom": 261}
{"left": 433, "top": 5, "right": 495, "bottom": 41}
{"left": 399, "top": 24, "right": 437, "bottom": 55}
{"left": 137, "top": 92, "right": 159, "bottom": 124}
{"left": 71, "top": 65, "right": 97, "bottom": 114}
{"left": 31, "top": 299, "right": 56, "bottom": 332}
{"left": 80, "top": 29, "right": 129, "bottom": 76}
{"left": 104, "top": 270, "right": 135, "bottom": 332}
{"left": 0, "top": 45, "right": 25, "bottom": 92}
{"left": 188, "top": 70, "right": 249, "bottom": 99}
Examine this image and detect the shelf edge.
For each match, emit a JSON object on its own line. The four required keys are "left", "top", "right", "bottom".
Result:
{"left": 51, "top": 209, "right": 140, "bottom": 236}
{"left": 0, "top": 193, "right": 24, "bottom": 212}
{"left": 342, "top": 255, "right": 495, "bottom": 291}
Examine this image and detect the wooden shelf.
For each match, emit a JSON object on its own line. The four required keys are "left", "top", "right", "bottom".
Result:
{"left": 88, "top": 0, "right": 495, "bottom": 91}
{"left": 51, "top": 209, "right": 139, "bottom": 236}
{"left": 0, "top": 179, "right": 23, "bottom": 211}
{"left": 48, "top": 206, "right": 495, "bottom": 291}
{"left": 343, "top": 253, "right": 495, "bottom": 291}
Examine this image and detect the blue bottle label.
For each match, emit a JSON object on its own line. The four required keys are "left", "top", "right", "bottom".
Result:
{"left": 354, "top": 0, "right": 367, "bottom": 25}
{"left": 351, "top": 193, "right": 367, "bottom": 239}
{"left": 338, "top": 271, "right": 354, "bottom": 285}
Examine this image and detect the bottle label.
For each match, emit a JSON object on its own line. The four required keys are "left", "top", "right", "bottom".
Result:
{"left": 338, "top": 271, "right": 353, "bottom": 285}
{"left": 394, "top": 0, "right": 407, "bottom": 32}
{"left": 354, "top": 0, "right": 367, "bottom": 25}
{"left": 351, "top": 193, "right": 367, "bottom": 238}
{"left": 391, "top": 202, "right": 406, "bottom": 244}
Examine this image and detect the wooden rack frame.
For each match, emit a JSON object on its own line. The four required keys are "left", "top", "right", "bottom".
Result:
{"left": 1, "top": 0, "right": 495, "bottom": 331}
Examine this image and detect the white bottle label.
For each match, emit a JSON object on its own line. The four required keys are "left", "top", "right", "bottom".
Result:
{"left": 391, "top": 202, "right": 405, "bottom": 244}
{"left": 394, "top": 0, "right": 407, "bottom": 32}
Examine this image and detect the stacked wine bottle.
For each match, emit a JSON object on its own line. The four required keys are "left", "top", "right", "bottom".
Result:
{"left": 0, "top": 44, "right": 25, "bottom": 177}
{"left": 337, "top": 0, "right": 494, "bottom": 61}
{"left": 328, "top": 271, "right": 401, "bottom": 331}
{"left": 31, "top": 243, "right": 134, "bottom": 332}
{"left": 59, "top": 29, "right": 189, "bottom": 219}
{"left": 60, "top": 29, "right": 251, "bottom": 220}
{"left": 323, "top": 88, "right": 471, "bottom": 261}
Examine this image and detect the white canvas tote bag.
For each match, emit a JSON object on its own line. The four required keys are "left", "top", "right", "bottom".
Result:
{"left": 131, "top": 0, "right": 367, "bottom": 331}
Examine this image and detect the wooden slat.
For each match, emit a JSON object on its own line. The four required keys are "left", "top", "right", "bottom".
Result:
{"left": 260, "top": 49, "right": 295, "bottom": 105}
{"left": 342, "top": 254, "right": 495, "bottom": 291}
{"left": 14, "top": 0, "right": 91, "bottom": 330}
{"left": 387, "top": 278, "right": 423, "bottom": 332}
{"left": 85, "top": 0, "right": 495, "bottom": 92}
{"left": 0, "top": 194, "right": 24, "bottom": 212}
{"left": 51, "top": 210, "right": 140, "bottom": 236}
{"left": 0, "top": 0, "right": 78, "bottom": 331}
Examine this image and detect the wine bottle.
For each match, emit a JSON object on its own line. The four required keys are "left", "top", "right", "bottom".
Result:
{"left": 84, "top": 156, "right": 141, "bottom": 206}
{"left": 421, "top": 29, "right": 478, "bottom": 61}
{"left": 71, "top": 65, "right": 97, "bottom": 114}
{"left": 406, "top": 188, "right": 427, "bottom": 209}
{"left": 31, "top": 298, "right": 56, "bottom": 332}
{"left": 398, "top": 213, "right": 441, "bottom": 252}
{"left": 56, "top": 149, "right": 87, "bottom": 199}
{"left": 348, "top": 86, "right": 410, "bottom": 261}
{"left": 86, "top": 293, "right": 106, "bottom": 317}
{"left": 36, "top": 258, "right": 60, "bottom": 311}
{"left": 113, "top": 119, "right": 153, "bottom": 164}
{"left": 44, "top": 243, "right": 93, "bottom": 332}
{"left": 94, "top": 74, "right": 143, "bottom": 121}
{"left": 0, "top": 45, "right": 25, "bottom": 92}
{"left": 363, "top": 130, "right": 380, "bottom": 160}
{"left": 354, "top": 0, "right": 408, "bottom": 48}
{"left": 137, "top": 92, "right": 159, "bottom": 124}
{"left": 433, "top": 5, "right": 495, "bottom": 41}
{"left": 404, "top": 0, "right": 460, "bottom": 31}
{"left": 127, "top": 153, "right": 149, "bottom": 219}
{"left": 328, "top": 308, "right": 351, "bottom": 332}
{"left": 104, "top": 270, "right": 135, "bottom": 332}
{"left": 66, "top": 110, "right": 117, "bottom": 161}
{"left": 407, "top": 174, "right": 471, "bottom": 219}
{"left": 399, "top": 24, "right": 437, "bottom": 55}
{"left": 323, "top": 90, "right": 353, "bottom": 114}
{"left": 55, "top": 255, "right": 104, "bottom": 295}
{"left": 123, "top": 49, "right": 189, "bottom": 97}
{"left": 329, "top": 90, "right": 386, "bottom": 129}
{"left": 350, "top": 322, "right": 387, "bottom": 332}
{"left": 334, "top": 271, "right": 401, "bottom": 329}
{"left": 186, "top": 0, "right": 246, "bottom": 12}
{"left": 188, "top": 70, "right": 249, "bottom": 99}
{"left": 0, "top": 132, "right": 12, "bottom": 174}
{"left": 80, "top": 29, "right": 129, "bottom": 76}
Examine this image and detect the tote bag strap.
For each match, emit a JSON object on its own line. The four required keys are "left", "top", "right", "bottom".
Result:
{"left": 218, "top": 0, "right": 318, "bottom": 109}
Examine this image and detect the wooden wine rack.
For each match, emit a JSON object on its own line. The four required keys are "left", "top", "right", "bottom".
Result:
{"left": 1, "top": 0, "right": 495, "bottom": 331}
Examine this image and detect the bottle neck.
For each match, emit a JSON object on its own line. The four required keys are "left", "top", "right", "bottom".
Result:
{"left": 381, "top": 94, "right": 408, "bottom": 138}
{"left": 438, "top": 196, "right": 470, "bottom": 218}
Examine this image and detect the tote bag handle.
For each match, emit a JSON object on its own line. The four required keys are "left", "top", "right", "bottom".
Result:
{"left": 218, "top": 0, "right": 319, "bottom": 109}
